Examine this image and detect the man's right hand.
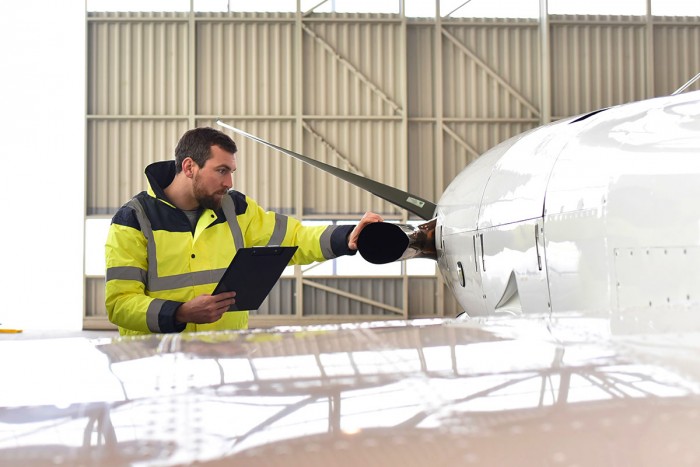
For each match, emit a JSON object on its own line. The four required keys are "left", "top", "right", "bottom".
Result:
{"left": 175, "top": 292, "right": 236, "bottom": 324}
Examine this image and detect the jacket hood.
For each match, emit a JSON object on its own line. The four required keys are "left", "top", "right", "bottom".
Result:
{"left": 145, "top": 161, "right": 177, "bottom": 200}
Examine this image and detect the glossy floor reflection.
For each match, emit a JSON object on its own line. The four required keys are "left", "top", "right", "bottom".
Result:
{"left": 1, "top": 318, "right": 700, "bottom": 466}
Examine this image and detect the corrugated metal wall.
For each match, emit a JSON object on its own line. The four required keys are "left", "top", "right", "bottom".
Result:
{"left": 654, "top": 16, "right": 700, "bottom": 97}
{"left": 85, "top": 9, "right": 700, "bottom": 329}
{"left": 550, "top": 15, "right": 648, "bottom": 118}
{"left": 87, "top": 120, "right": 189, "bottom": 214}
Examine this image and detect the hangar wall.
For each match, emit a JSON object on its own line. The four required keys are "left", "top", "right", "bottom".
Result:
{"left": 84, "top": 8, "right": 700, "bottom": 329}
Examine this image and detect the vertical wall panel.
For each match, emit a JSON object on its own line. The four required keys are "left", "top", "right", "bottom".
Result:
{"left": 407, "top": 122, "right": 439, "bottom": 211}
{"left": 406, "top": 278, "right": 462, "bottom": 317}
{"left": 550, "top": 15, "right": 648, "bottom": 118}
{"left": 407, "top": 25, "right": 437, "bottom": 119}
{"left": 407, "top": 20, "right": 541, "bottom": 201}
{"left": 442, "top": 19, "right": 540, "bottom": 120}
{"left": 85, "top": 278, "right": 106, "bottom": 317}
{"left": 303, "top": 18, "right": 403, "bottom": 116}
{"left": 87, "top": 119, "right": 189, "bottom": 214}
{"left": 300, "top": 15, "right": 405, "bottom": 218}
{"left": 257, "top": 279, "right": 296, "bottom": 316}
{"left": 302, "top": 120, "right": 403, "bottom": 216}
{"left": 442, "top": 283, "right": 463, "bottom": 316}
{"left": 303, "top": 278, "right": 403, "bottom": 316}
{"left": 408, "top": 278, "right": 438, "bottom": 317}
{"left": 654, "top": 18, "right": 700, "bottom": 95}
{"left": 88, "top": 16, "right": 189, "bottom": 115}
{"left": 406, "top": 25, "right": 440, "bottom": 205}
{"left": 196, "top": 16, "right": 296, "bottom": 116}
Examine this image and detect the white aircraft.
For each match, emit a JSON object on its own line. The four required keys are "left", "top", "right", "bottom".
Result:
{"left": 218, "top": 86, "right": 700, "bottom": 329}
{"left": 1, "top": 88, "right": 700, "bottom": 466}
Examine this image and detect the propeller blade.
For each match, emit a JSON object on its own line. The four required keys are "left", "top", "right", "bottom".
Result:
{"left": 216, "top": 120, "right": 437, "bottom": 220}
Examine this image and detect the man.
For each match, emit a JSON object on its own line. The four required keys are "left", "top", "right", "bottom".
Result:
{"left": 105, "top": 127, "right": 382, "bottom": 336}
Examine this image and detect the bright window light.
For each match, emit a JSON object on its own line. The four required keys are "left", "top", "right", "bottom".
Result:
{"left": 297, "top": 220, "right": 401, "bottom": 276}
{"left": 405, "top": 0, "right": 436, "bottom": 17}
{"left": 282, "top": 220, "right": 438, "bottom": 277}
{"left": 440, "top": 0, "right": 539, "bottom": 18}
{"left": 193, "top": 0, "right": 229, "bottom": 12}
{"left": 334, "top": 251, "right": 401, "bottom": 276}
{"left": 85, "top": 218, "right": 111, "bottom": 276}
{"left": 88, "top": 218, "right": 428, "bottom": 278}
{"left": 203, "top": 0, "right": 297, "bottom": 12}
{"left": 652, "top": 0, "right": 700, "bottom": 16}
{"left": 87, "top": 0, "right": 699, "bottom": 16}
{"left": 406, "top": 258, "right": 436, "bottom": 276}
{"left": 549, "top": 0, "right": 645, "bottom": 15}
{"left": 87, "top": 0, "right": 190, "bottom": 12}
{"left": 292, "top": 220, "right": 436, "bottom": 276}
{"left": 305, "top": 0, "right": 400, "bottom": 14}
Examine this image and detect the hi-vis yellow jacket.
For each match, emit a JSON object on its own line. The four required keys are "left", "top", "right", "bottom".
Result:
{"left": 105, "top": 161, "right": 356, "bottom": 336}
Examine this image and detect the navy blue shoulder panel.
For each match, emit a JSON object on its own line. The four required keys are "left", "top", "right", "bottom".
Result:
{"left": 228, "top": 190, "right": 248, "bottom": 216}
{"left": 136, "top": 192, "right": 191, "bottom": 233}
{"left": 111, "top": 200, "right": 141, "bottom": 230}
{"left": 114, "top": 191, "right": 249, "bottom": 233}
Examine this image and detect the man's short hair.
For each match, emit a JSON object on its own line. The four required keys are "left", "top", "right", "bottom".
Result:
{"left": 174, "top": 127, "right": 238, "bottom": 172}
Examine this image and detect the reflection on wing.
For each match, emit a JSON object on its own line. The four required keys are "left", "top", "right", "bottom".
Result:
{"left": 2, "top": 319, "right": 700, "bottom": 466}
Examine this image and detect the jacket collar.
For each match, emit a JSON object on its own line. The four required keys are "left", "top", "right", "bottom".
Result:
{"left": 144, "top": 161, "right": 177, "bottom": 201}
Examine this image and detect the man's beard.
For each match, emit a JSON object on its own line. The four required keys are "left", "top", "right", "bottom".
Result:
{"left": 193, "top": 175, "right": 225, "bottom": 210}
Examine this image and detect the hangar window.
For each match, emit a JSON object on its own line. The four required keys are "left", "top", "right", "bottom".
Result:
{"left": 87, "top": 0, "right": 700, "bottom": 16}
{"left": 284, "top": 220, "right": 436, "bottom": 277}
{"left": 549, "top": 0, "right": 645, "bottom": 15}
{"left": 87, "top": 0, "right": 190, "bottom": 11}
{"left": 86, "top": 218, "right": 436, "bottom": 279}
{"left": 85, "top": 218, "right": 111, "bottom": 277}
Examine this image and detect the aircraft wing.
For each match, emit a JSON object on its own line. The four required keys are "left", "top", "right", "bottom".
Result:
{"left": 2, "top": 319, "right": 700, "bottom": 466}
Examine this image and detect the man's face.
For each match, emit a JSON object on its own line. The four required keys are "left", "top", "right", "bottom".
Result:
{"left": 191, "top": 144, "right": 236, "bottom": 210}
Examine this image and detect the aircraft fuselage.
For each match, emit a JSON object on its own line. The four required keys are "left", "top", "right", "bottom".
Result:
{"left": 436, "top": 90, "right": 700, "bottom": 326}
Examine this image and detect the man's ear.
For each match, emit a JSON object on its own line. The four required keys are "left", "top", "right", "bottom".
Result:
{"left": 182, "top": 157, "right": 195, "bottom": 178}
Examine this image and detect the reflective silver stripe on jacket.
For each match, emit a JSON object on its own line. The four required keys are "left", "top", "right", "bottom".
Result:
{"left": 107, "top": 195, "right": 323, "bottom": 292}
{"left": 221, "top": 195, "right": 244, "bottom": 250}
{"left": 107, "top": 198, "right": 226, "bottom": 292}
{"left": 267, "top": 213, "right": 287, "bottom": 246}
{"left": 106, "top": 265, "right": 229, "bottom": 292}
{"left": 127, "top": 198, "right": 160, "bottom": 289}
{"left": 319, "top": 225, "right": 337, "bottom": 258}
{"left": 106, "top": 266, "right": 147, "bottom": 283}
{"left": 107, "top": 198, "right": 231, "bottom": 292}
{"left": 146, "top": 298, "right": 167, "bottom": 332}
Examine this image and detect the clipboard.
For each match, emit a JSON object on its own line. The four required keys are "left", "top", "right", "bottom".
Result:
{"left": 213, "top": 246, "right": 298, "bottom": 311}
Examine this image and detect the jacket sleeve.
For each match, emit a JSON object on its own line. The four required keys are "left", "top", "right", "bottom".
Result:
{"left": 104, "top": 206, "right": 186, "bottom": 334}
{"left": 239, "top": 196, "right": 357, "bottom": 264}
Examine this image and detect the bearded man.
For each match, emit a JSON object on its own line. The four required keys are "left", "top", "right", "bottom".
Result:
{"left": 105, "top": 127, "right": 381, "bottom": 336}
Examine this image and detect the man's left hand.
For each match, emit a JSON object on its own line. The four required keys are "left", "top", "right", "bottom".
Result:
{"left": 348, "top": 211, "right": 384, "bottom": 250}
